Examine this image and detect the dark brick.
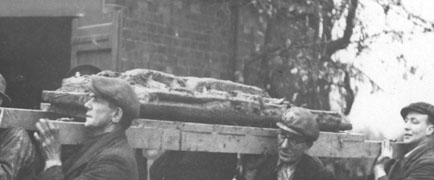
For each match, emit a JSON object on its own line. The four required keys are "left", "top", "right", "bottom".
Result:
{"left": 162, "top": 36, "right": 173, "bottom": 45}
{"left": 147, "top": 23, "right": 157, "bottom": 34}
{"left": 150, "top": 35, "right": 162, "bottom": 44}
{"left": 189, "top": 67, "right": 204, "bottom": 77}
{"left": 119, "top": 0, "right": 236, "bottom": 80}
{"left": 174, "top": 66, "right": 188, "bottom": 76}
{"left": 156, "top": 45, "right": 167, "bottom": 54}
{"left": 166, "top": 27, "right": 175, "bottom": 35}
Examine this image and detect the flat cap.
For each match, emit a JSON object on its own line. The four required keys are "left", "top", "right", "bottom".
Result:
{"left": 88, "top": 76, "right": 140, "bottom": 126}
{"left": 401, "top": 102, "right": 434, "bottom": 124}
{"left": 277, "top": 107, "right": 319, "bottom": 142}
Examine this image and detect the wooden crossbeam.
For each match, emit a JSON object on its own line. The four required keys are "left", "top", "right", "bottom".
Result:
{"left": 0, "top": 107, "right": 382, "bottom": 158}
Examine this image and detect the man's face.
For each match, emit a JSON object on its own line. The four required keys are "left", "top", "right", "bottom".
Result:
{"left": 277, "top": 128, "right": 310, "bottom": 164}
{"left": 84, "top": 93, "right": 116, "bottom": 130}
{"left": 403, "top": 111, "right": 434, "bottom": 146}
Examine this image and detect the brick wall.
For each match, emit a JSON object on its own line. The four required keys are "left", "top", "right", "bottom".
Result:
{"left": 235, "top": 6, "right": 266, "bottom": 87}
{"left": 119, "top": 0, "right": 236, "bottom": 79}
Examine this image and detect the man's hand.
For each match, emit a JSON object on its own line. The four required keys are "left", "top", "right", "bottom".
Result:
{"left": 376, "top": 139, "right": 393, "bottom": 166}
{"left": 374, "top": 139, "right": 393, "bottom": 179}
{"left": 34, "top": 119, "right": 62, "bottom": 170}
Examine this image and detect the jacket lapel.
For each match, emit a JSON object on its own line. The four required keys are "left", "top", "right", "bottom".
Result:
{"left": 395, "top": 141, "right": 434, "bottom": 178}
{"left": 293, "top": 154, "right": 313, "bottom": 180}
{"left": 64, "top": 130, "right": 125, "bottom": 176}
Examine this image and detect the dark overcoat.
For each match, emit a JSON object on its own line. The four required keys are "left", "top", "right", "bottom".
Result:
{"left": 150, "top": 151, "right": 237, "bottom": 180}
{"left": 37, "top": 130, "right": 138, "bottom": 180}
{"left": 377, "top": 142, "right": 434, "bottom": 180}
{"left": 254, "top": 153, "right": 335, "bottom": 180}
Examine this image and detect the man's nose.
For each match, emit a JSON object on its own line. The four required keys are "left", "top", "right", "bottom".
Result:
{"left": 280, "top": 138, "right": 289, "bottom": 148}
{"left": 84, "top": 100, "right": 91, "bottom": 109}
{"left": 404, "top": 121, "right": 411, "bottom": 130}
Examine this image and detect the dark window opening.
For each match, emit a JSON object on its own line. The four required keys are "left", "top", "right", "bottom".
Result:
{"left": 0, "top": 17, "right": 72, "bottom": 109}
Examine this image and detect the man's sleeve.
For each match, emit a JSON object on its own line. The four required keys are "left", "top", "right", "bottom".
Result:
{"left": 38, "top": 155, "right": 134, "bottom": 180}
{"left": 375, "top": 159, "right": 434, "bottom": 180}
{"left": 0, "top": 127, "right": 39, "bottom": 180}
{"left": 402, "top": 160, "right": 434, "bottom": 180}
{"left": 318, "top": 164, "right": 336, "bottom": 180}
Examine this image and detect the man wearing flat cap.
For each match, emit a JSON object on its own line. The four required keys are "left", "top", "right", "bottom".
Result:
{"left": 372, "top": 102, "right": 434, "bottom": 180}
{"left": 250, "top": 107, "right": 335, "bottom": 180}
{"left": 34, "top": 76, "right": 139, "bottom": 180}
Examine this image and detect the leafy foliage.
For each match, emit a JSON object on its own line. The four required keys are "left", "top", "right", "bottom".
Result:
{"left": 234, "top": 0, "right": 433, "bottom": 115}
{"left": 232, "top": 0, "right": 357, "bottom": 114}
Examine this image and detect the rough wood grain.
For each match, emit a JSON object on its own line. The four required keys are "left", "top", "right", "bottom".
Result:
{"left": 42, "top": 91, "right": 352, "bottom": 131}
{"left": 45, "top": 68, "right": 352, "bottom": 131}
{"left": 0, "top": 108, "right": 381, "bottom": 158}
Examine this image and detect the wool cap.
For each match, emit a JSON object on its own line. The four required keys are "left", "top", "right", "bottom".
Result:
{"left": 400, "top": 102, "right": 434, "bottom": 124}
{"left": 87, "top": 76, "right": 140, "bottom": 127}
{"left": 0, "top": 74, "right": 11, "bottom": 104}
{"left": 277, "top": 107, "right": 319, "bottom": 142}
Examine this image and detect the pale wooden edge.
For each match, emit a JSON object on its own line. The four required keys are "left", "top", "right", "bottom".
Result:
{"left": 0, "top": 108, "right": 381, "bottom": 158}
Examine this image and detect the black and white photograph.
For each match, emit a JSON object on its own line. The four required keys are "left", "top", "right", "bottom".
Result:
{"left": 0, "top": 0, "right": 433, "bottom": 180}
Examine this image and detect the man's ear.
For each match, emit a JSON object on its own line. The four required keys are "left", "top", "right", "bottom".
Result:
{"left": 426, "top": 124, "right": 434, "bottom": 136}
{"left": 112, "top": 107, "right": 123, "bottom": 124}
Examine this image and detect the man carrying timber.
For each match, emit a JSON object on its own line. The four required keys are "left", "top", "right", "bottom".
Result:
{"left": 251, "top": 107, "right": 335, "bottom": 180}
{"left": 0, "top": 73, "right": 42, "bottom": 180}
{"left": 34, "top": 76, "right": 139, "bottom": 180}
{"left": 372, "top": 102, "right": 434, "bottom": 180}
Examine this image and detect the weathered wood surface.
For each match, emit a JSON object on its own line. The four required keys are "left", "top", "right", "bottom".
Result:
{"left": 42, "top": 91, "right": 352, "bottom": 131}
{"left": 0, "top": 107, "right": 379, "bottom": 158}
{"left": 121, "top": 69, "right": 268, "bottom": 96}
{"left": 0, "top": 107, "right": 64, "bottom": 129}
{"left": 45, "top": 68, "right": 352, "bottom": 131}
{"left": 40, "top": 103, "right": 86, "bottom": 121}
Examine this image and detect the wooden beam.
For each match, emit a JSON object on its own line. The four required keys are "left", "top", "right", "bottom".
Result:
{"left": 0, "top": 0, "right": 102, "bottom": 17}
{"left": 42, "top": 91, "right": 352, "bottom": 131}
{"left": 0, "top": 107, "right": 381, "bottom": 158}
{"left": 0, "top": 108, "right": 64, "bottom": 129}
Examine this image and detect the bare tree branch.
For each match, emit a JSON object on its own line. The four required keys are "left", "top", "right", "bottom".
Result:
{"left": 326, "top": 0, "right": 358, "bottom": 55}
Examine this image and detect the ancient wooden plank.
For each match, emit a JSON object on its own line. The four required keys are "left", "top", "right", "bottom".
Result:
{"left": 130, "top": 124, "right": 383, "bottom": 158}
{"left": 40, "top": 103, "right": 86, "bottom": 119}
{"left": 0, "top": 108, "right": 63, "bottom": 129}
{"left": 42, "top": 91, "right": 352, "bottom": 131}
{"left": 0, "top": 108, "right": 380, "bottom": 158}
{"left": 41, "top": 91, "right": 89, "bottom": 108}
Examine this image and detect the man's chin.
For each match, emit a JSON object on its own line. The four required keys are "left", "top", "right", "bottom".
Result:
{"left": 402, "top": 138, "right": 414, "bottom": 144}
{"left": 83, "top": 122, "right": 94, "bottom": 129}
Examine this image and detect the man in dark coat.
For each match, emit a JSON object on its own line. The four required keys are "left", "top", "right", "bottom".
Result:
{"left": 372, "top": 102, "right": 434, "bottom": 180}
{"left": 34, "top": 76, "right": 140, "bottom": 180}
{"left": 248, "top": 107, "right": 335, "bottom": 180}
{"left": 0, "top": 73, "right": 42, "bottom": 180}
